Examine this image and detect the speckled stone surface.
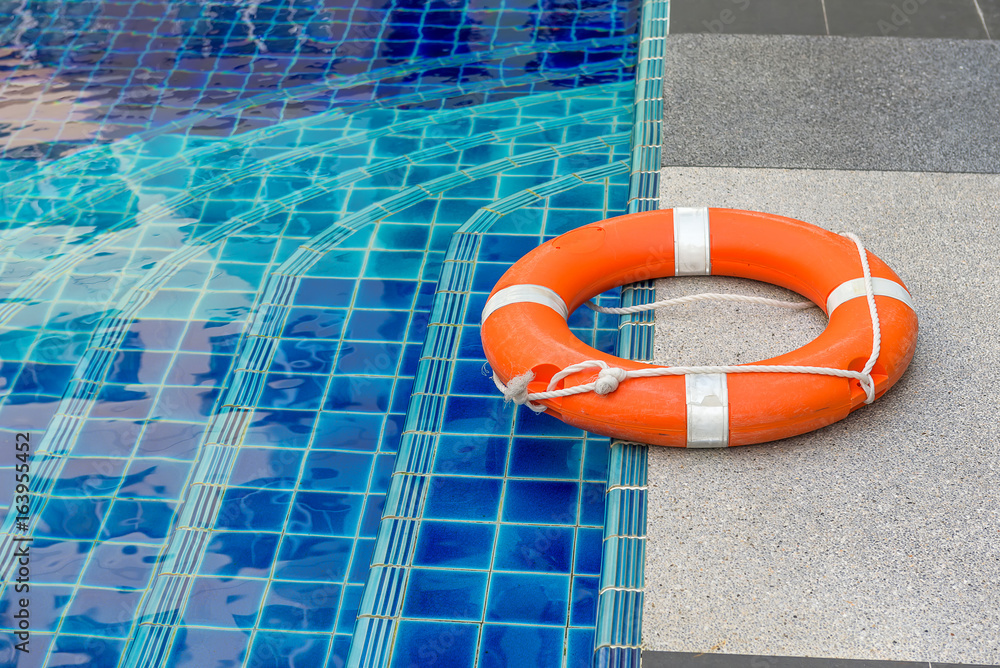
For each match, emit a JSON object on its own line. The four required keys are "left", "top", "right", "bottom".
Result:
{"left": 644, "top": 167, "right": 1000, "bottom": 663}
{"left": 660, "top": 35, "right": 1000, "bottom": 173}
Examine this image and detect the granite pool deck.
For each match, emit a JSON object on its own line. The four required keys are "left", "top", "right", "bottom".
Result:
{"left": 640, "top": 15, "right": 1000, "bottom": 668}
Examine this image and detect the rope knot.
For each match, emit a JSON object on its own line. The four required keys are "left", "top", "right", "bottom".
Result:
{"left": 594, "top": 366, "right": 628, "bottom": 395}
{"left": 858, "top": 373, "right": 876, "bottom": 404}
{"left": 499, "top": 370, "right": 534, "bottom": 405}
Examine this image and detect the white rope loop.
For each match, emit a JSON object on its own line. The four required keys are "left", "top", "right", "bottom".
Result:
{"left": 490, "top": 232, "right": 885, "bottom": 410}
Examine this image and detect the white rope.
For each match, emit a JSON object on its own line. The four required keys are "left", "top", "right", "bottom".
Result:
{"left": 492, "top": 232, "right": 882, "bottom": 411}
{"left": 586, "top": 292, "right": 814, "bottom": 314}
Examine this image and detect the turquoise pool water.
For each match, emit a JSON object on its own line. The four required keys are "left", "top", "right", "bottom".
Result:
{"left": 0, "top": 1, "right": 664, "bottom": 666}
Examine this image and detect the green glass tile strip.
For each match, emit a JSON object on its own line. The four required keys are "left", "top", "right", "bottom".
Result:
{"left": 596, "top": 1, "right": 668, "bottom": 666}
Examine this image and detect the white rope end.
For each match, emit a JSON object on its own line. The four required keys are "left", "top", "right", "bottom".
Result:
{"left": 491, "top": 369, "right": 547, "bottom": 413}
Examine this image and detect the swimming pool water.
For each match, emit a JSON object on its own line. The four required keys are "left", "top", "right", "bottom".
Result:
{"left": 0, "top": 1, "right": 663, "bottom": 666}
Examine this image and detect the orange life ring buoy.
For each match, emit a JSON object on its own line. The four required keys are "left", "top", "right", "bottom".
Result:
{"left": 480, "top": 208, "right": 918, "bottom": 447}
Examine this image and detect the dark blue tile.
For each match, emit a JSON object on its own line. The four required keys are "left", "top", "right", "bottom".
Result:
{"left": 348, "top": 538, "right": 376, "bottom": 583}
{"left": 61, "top": 587, "right": 143, "bottom": 636}
{"left": 514, "top": 408, "right": 587, "bottom": 437}
{"left": 294, "top": 277, "right": 356, "bottom": 307}
{"left": 389, "top": 376, "right": 414, "bottom": 414}
{"left": 583, "top": 438, "right": 611, "bottom": 480}
{"left": 152, "top": 386, "right": 217, "bottom": 420}
{"left": 457, "top": 325, "right": 486, "bottom": 359}
{"left": 371, "top": 453, "right": 395, "bottom": 492}
{"left": 38, "top": 497, "right": 108, "bottom": 540}
{"left": 355, "top": 278, "right": 419, "bottom": 308}
{"left": 259, "top": 373, "right": 325, "bottom": 410}
{"left": 328, "top": 636, "right": 353, "bottom": 668}
{"left": 281, "top": 307, "right": 346, "bottom": 339}
{"left": 325, "top": 376, "right": 394, "bottom": 413}
{"left": 300, "top": 450, "right": 374, "bottom": 492}
{"left": 400, "top": 343, "right": 422, "bottom": 377}
{"left": 463, "top": 293, "right": 489, "bottom": 325}
{"left": 101, "top": 499, "right": 175, "bottom": 542}
{"left": 274, "top": 339, "right": 337, "bottom": 374}
{"left": 177, "top": 578, "right": 264, "bottom": 631}
{"left": 168, "top": 627, "right": 251, "bottom": 667}
{"left": 389, "top": 621, "right": 479, "bottom": 668}
{"left": 220, "top": 236, "right": 276, "bottom": 263}
{"left": 165, "top": 352, "right": 232, "bottom": 386}
{"left": 413, "top": 521, "right": 496, "bottom": 569}
{"left": 433, "top": 435, "right": 508, "bottom": 476}
{"left": 118, "top": 459, "right": 190, "bottom": 499}
{"left": 449, "top": 359, "right": 502, "bottom": 396}
{"left": 287, "top": 490, "right": 364, "bottom": 536}
{"left": 244, "top": 409, "right": 317, "bottom": 448}
{"left": 494, "top": 524, "right": 574, "bottom": 573}
{"left": 471, "top": 262, "right": 511, "bottom": 296}
{"left": 344, "top": 309, "right": 409, "bottom": 341}
{"left": 229, "top": 447, "right": 304, "bottom": 489}
{"left": 359, "top": 494, "right": 385, "bottom": 537}
{"left": 135, "top": 420, "right": 204, "bottom": 458}
{"left": 248, "top": 633, "right": 330, "bottom": 668}
{"left": 478, "top": 624, "right": 565, "bottom": 668}
{"left": 402, "top": 569, "right": 489, "bottom": 621}
{"left": 567, "top": 628, "right": 597, "bottom": 668}
{"left": 405, "top": 309, "right": 430, "bottom": 343}
{"left": 571, "top": 575, "right": 600, "bottom": 626}
{"left": 260, "top": 580, "right": 339, "bottom": 632}
{"left": 28, "top": 539, "right": 93, "bottom": 585}
{"left": 381, "top": 413, "right": 405, "bottom": 453}
{"left": 509, "top": 437, "right": 584, "bottom": 478}
{"left": 478, "top": 234, "right": 539, "bottom": 262}
{"left": 107, "top": 350, "right": 173, "bottom": 385}
{"left": 217, "top": 488, "right": 292, "bottom": 531}
{"left": 486, "top": 572, "right": 569, "bottom": 625}
{"left": 179, "top": 320, "right": 242, "bottom": 355}
{"left": 415, "top": 280, "right": 438, "bottom": 311}
{"left": 274, "top": 535, "right": 353, "bottom": 582}
{"left": 502, "top": 480, "right": 579, "bottom": 525}
{"left": 315, "top": 411, "right": 383, "bottom": 452}
{"left": 50, "top": 634, "right": 123, "bottom": 668}
{"left": 10, "top": 363, "right": 74, "bottom": 394}
{"left": 82, "top": 542, "right": 160, "bottom": 590}
{"left": 337, "top": 584, "right": 364, "bottom": 635}
{"left": 423, "top": 476, "right": 502, "bottom": 521}
{"left": 575, "top": 527, "right": 604, "bottom": 575}
{"left": 199, "top": 531, "right": 281, "bottom": 578}
{"left": 124, "top": 319, "right": 187, "bottom": 351}
{"left": 442, "top": 396, "right": 513, "bottom": 435}
{"left": 580, "top": 482, "right": 606, "bottom": 527}
{"left": 52, "top": 458, "right": 127, "bottom": 496}
{"left": 335, "top": 341, "right": 402, "bottom": 376}
{"left": 93, "top": 384, "right": 155, "bottom": 418}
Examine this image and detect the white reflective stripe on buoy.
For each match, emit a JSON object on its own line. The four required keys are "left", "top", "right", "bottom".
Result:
{"left": 826, "top": 277, "right": 914, "bottom": 316}
{"left": 685, "top": 373, "right": 729, "bottom": 448}
{"left": 481, "top": 284, "right": 569, "bottom": 323}
{"left": 673, "top": 206, "right": 711, "bottom": 276}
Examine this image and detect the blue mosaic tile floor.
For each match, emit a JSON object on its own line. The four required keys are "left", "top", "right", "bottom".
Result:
{"left": 0, "top": 1, "right": 658, "bottom": 666}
